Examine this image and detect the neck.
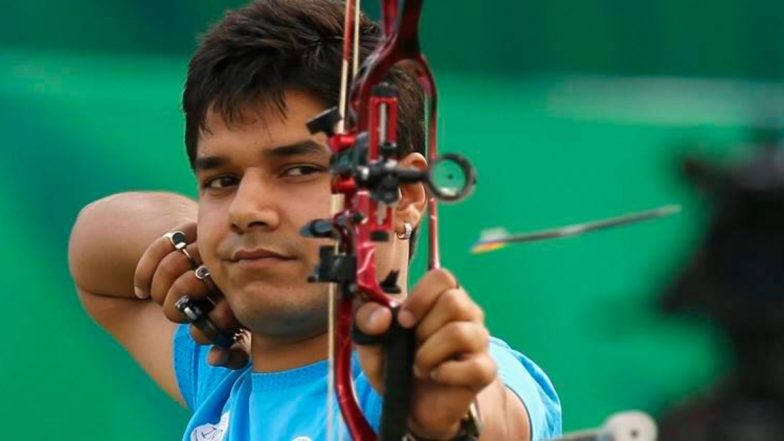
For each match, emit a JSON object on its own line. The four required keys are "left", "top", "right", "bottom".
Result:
{"left": 250, "top": 330, "right": 329, "bottom": 372}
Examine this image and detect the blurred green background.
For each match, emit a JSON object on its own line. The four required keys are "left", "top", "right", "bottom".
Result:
{"left": 3, "top": 0, "right": 782, "bottom": 439}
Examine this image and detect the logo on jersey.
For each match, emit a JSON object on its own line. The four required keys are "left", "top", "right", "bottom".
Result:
{"left": 191, "top": 412, "right": 230, "bottom": 441}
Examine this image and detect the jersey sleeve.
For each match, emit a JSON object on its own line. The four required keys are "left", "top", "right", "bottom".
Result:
{"left": 172, "top": 323, "right": 235, "bottom": 411}
{"left": 490, "top": 337, "right": 562, "bottom": 440}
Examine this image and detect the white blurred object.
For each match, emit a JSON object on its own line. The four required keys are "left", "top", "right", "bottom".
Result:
{"left": 547, "top": 411, "right": 657, "bottom": 441}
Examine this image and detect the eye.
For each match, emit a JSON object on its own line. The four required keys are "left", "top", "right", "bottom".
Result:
{"left": 203, "top": 176, "right": 239, "bottom": 189}
{"left": 282, "top": 164, "right": 324, "bottom": 177}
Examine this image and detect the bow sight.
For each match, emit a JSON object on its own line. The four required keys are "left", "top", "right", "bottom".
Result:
{"left": 306, "top": 84, "right": 475, "bottom": 208}
{"left": 302, "top": 83, "right": 475, "bottom": 290}
{"left": 301, "top": 79, "right": 475, "bottom": 441}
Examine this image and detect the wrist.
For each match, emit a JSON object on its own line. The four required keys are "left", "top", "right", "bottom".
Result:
{"left": 405, "top": 422, "right": 461, "bottom": 441}
{"left": 406, "top": 401, "right": 482, "bottom": 441}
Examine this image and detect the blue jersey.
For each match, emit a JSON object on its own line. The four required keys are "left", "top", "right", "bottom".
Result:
{"left": 173, "top": 325, "right": 561, "bottom": 441}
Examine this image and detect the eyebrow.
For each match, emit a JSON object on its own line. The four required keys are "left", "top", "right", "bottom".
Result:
{"left": 193, "top": 140, "right": 331, "bottom": 172}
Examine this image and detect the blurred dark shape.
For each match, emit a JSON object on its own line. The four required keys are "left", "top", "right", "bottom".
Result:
{"left": 659, "top": 127, "right": 784, "bottom": 441}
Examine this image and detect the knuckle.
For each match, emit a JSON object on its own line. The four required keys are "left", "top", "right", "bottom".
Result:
{"left": 414, "top": 319, "right": 432, "bottom": 342}
{"left": 164, "top": 305, "right": 185, "bottom": 323}
{"left": 475, "top": 356, "right": 498, "bottom": 385}
{"left": 175, "top": 272, "right": 208, "bottom": 298}
{"left": 356, "top": 302, "right": 377, "bottom": 322}
{"left": 163, "top": 278, "right": 205, "bottom": 322}
{"left": 434, "top": 268, "right": 457, "bottom": 287}
{"left": 186, "top": 243, "right": 201, "bottom": 263}
{"left": 445, "top": 321, "right": 475, "bottom": 346}
{"left": 165, "top": 276, "right": 203, "bottom": 315}
{"left": 413, "top": 349, "right": 434, "bottom": 371}
{"left": 441, "top": 290, "right": 465, "bottom": 315}
{"left": 475, "top": 325, "right": 490, "bottom": 347}
{"left": 158, "top": 253, "right": 185, "bottom": 279}
{"left": 166, "top": 276, "right": 187, "bottom": 299}
{"left": 449, "top": 291, "right": 479, "bottom": 322}
{"left": 456, "top": 356, "right": 496, "bottom": 389}
{"left": 474, "top": 305, "right": 486, "bottom": 324}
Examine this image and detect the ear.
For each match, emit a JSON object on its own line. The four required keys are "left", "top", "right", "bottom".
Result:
{"left": 395, "top": 152, "right": 428, "bottom": 231}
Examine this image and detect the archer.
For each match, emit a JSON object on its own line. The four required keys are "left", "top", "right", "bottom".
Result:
{"left": 68, "top": 1, "right": 561, "bottom": 440}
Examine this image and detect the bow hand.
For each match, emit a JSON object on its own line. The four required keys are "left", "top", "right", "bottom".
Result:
{"left": 354, "top": 269, "right": 495, "bottom": 440}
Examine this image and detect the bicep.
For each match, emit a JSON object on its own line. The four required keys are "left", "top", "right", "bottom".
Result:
{"left": 476, "top": 378, "right": 531, "bottom": 440}
{"left": 78, "top": 288, "right": 185, "bottom": 407}
{"left": 504, "top": 386, "right": 531, "bottom": 440}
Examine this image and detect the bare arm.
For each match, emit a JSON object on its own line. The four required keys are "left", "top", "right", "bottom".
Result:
{"left": 68, "top": 191, "right": 197, "bottom": 405}
{"left": 476, "top": 380, "right": 531, "bottom": 440}
{"left": 69, "top": 191, "right": 197, "bottom": 298}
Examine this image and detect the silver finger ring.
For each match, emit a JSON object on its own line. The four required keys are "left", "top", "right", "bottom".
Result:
{"left": 194, "top": 264, "right": 217, "bottom": 292}
{"left": 194, "top": 265, "right": 210, "bottom": 280}
{"left": 179, "top": 247, "right": 194, "bottom": 265}
{"left": 163, "top": 230, "right": 188, "bottom": 250}
{"left": 164, "top": 230, "right": 196, "bottom": 267}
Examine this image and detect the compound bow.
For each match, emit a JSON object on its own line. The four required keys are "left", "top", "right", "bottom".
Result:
{"left": 302, "top": 1, "right": 475, "bottom": 440}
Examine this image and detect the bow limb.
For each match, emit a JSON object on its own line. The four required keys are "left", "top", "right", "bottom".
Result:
{"left": 350, "top": 0, "right": 440, "bottom": 271}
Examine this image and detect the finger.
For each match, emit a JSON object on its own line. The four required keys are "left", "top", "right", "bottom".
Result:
{"left": 150, "top": 250, "right": 200, "bottom": 306}
{"left": 354, "top": 302, "right": 392, "bottom": 336}
{"left": 185, "top": 242, "right": 201, "bottom": 266}
{"left": 134, "top": 238, "right": 176, "bottom": 300}
{"left": 186, "top": 298, "right": 242, "bottom": 344}
{"left": 223, "top": 345, "right": 251, "bottom": 369}
{"left": 413, "top": 321, "right": 489, "bottom": 380}
{"left": 428, "top": 353, "right": 497, "bottom": 392}
{"left": 414, "top": 288, "right": 484, "bottom": 342}
{"left": 176, "top": 241, "right": 201, "bottom": 270}
{"left": 134, "top": 222, "right": 197, "bottom": 299}
{"left": 398, "top": 268, "right": 458, "bottom": 328}
{"left": 207, "top": 346, "right": 230, "bottom": 365}
{"left": 162, "top": 268, "right": 214, "bottom": 322}
{"left": 189, "top": 321, "right": 214, "bottom": 345}
{"left": 208, "top": 343, "right": 251, "bottom": 369}
{"left": 354, "top": 303, "right": 393, "bottom": 393}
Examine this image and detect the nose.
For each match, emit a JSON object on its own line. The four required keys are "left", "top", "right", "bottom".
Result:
{"left": 228, "top": 169, "right": 280, "bottom": 234}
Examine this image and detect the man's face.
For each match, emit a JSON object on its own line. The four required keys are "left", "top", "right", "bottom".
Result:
{"left": 194, "top": 90, "right": 334, "bottom": 337}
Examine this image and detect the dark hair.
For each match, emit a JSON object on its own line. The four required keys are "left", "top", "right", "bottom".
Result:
{"left": 183, "top": 0, "right": 423, "bottom": 256}
{"left": 183, "top": 0, "right": 423, "bottom": 164}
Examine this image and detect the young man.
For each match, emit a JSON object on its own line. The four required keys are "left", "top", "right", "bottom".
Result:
{"left": 68, "top": 1, "right": 561, "bottom": 440}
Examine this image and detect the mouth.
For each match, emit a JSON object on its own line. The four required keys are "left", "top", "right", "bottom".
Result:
{"left": 229, "top": 248, "right": 296, "bottom": 269}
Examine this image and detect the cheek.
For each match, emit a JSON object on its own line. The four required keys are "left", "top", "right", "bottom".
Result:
{"left": 291, "top": 180, "right": 332, "bottom": 220}
{"left": 197, "top": 201, "right": 227, "bottom": 266}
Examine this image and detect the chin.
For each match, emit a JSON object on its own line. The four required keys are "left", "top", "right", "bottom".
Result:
{"left": 227, "top": 281, "right": 330, "bottom": 337}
